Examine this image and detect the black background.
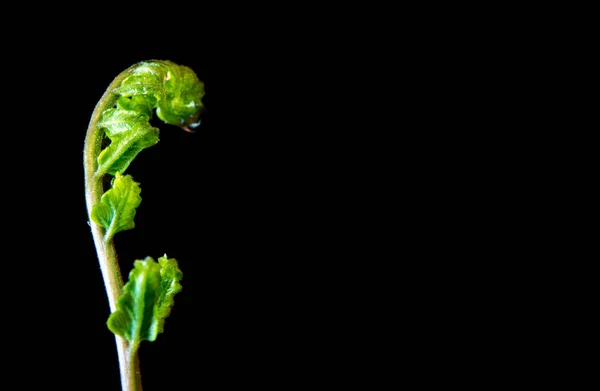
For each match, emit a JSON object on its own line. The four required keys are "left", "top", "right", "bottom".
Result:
{"left": 3, "top": 7, "right": 553, "bottom": 390}
{"left": 6, "top": 24, "right": 367, "bottom": 390}
{"left": 2, "top": 3, "right": 486, "bottom": 389}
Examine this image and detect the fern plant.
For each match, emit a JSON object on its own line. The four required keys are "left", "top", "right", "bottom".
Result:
{"left": 83, "top": 60, "right": 205, "bottom": 391}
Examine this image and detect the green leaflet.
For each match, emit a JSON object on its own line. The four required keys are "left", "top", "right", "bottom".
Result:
{"left": 91, "top": 173, "right": 142, "bottom": 242}
{"left": 96, "top": 113, "right": 159, "bottom": 176}
{"left": 97, "top": 108, "right": 153, "bottom": 139}
{"left": 107, "top": 256, "right": 183, "bottom": 349}
{"left": 157, "top": 256, "right": 184, "bottom": 334}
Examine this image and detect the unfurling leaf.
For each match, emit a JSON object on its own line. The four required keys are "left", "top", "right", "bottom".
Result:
{"left": 90, "top": 173, "right": 141, "bottom": 241}
{"left": 107, "top": 256, "right": 183, "bottom": 350}
{"left": 84, "top": 60, "right": 202, "bottom": 387}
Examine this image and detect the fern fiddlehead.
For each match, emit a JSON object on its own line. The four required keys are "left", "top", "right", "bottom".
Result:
{"left": 83, "top": 60, "right": 205, "bottom": 391}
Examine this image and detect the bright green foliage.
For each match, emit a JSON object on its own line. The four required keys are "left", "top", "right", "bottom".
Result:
{"left": 95, "top": 60, "right": 205, "bottom": 177}
{"left": 91, "top": 173, "right": 142, "bottom": 241}
{"left": 107, "top": 256, "right": 183, "bottom": 349}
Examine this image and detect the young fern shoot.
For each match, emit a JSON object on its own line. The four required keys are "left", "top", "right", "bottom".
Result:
{"left": 83, "top": 60, "right": 205, "bottom": 391}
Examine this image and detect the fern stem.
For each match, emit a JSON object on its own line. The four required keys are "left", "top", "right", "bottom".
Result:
{"left": 84, "top": 65, "right": 143, "bottom": 391}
